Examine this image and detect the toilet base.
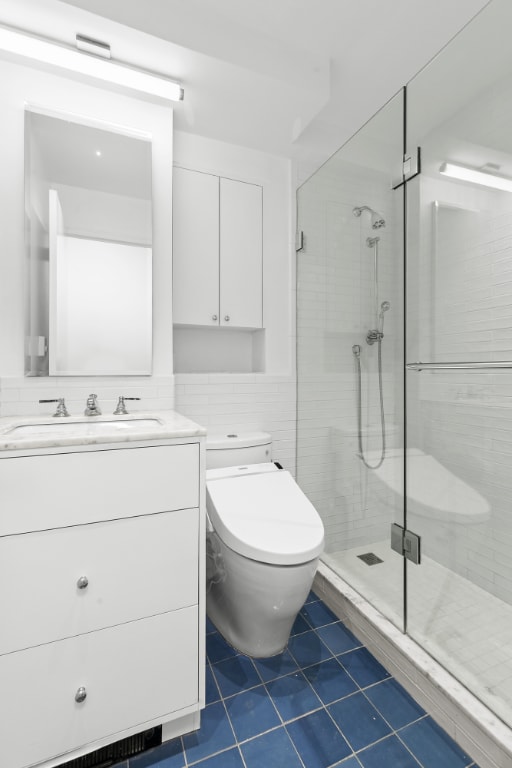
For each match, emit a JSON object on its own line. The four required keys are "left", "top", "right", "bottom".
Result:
{"left": 206, "top": 531, "right": 319, "bottom": 658}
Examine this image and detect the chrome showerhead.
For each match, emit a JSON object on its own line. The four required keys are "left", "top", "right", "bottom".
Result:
{"left": 353, "top": 205, "right": 386, "bottom": 230}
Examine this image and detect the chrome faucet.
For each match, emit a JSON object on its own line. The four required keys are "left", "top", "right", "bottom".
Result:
{"left": 39, "top": 398, "right": 69, "bottom": 417}
{"left": 84, "top": 394, "right": 101, "bottom": 416}
{"left": 114, "top": 396, "right": 141, "bottom": 415}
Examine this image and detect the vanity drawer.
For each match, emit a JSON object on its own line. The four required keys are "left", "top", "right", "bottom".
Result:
{"left": 0, "top": 509, "right": 199, "bottom": 654}
{"left": 0, "top": 607, "right": 199, "bottom": 768}
{"left": 0, "top": 443, "right": 199, "bottom": 535}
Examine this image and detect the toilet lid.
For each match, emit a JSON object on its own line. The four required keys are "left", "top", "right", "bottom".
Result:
{"left": 206, "top": 468, "right": 324, "bottom": 565}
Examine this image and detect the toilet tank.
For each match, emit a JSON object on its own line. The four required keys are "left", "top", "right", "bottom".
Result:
{"left": 206, "top": 432, "right": 272, "bottom": 469}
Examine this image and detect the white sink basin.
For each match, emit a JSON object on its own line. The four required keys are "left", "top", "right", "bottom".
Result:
{"left": 7, "top": 418, "right": 162, "bottom": 437}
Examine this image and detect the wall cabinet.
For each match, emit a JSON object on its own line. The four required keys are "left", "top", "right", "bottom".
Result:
{"left": 0, "top": 439, "right": 204, "bottom": 768}
{"left": 173, "top": 166, "right": 263, "bottom": 329}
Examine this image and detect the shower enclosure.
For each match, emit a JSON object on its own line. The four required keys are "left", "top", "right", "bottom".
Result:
{"left": 296, "top": 0, "right": 512, "bottom": 740}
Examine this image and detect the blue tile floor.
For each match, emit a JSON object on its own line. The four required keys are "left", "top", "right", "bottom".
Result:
{"left": 129, "top": 592, "right": 480, "bottom": 768}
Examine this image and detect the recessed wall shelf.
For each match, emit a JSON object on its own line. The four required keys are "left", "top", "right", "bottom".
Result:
{"left": 173, "top": 327, "right": 265, "bottom": 373}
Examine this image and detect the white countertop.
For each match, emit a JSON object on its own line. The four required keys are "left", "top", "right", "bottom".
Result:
{"left": 0, "top": 410, "right": 206, "bottom": 452}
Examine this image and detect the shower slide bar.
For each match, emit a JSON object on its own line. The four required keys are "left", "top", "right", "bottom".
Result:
{"left": 406, "top": 361, "right": 512, "bottom": 371}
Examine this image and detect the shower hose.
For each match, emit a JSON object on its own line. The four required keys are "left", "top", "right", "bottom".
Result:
{"left": 354, "top": 338, "right": 386, "bottom": 469}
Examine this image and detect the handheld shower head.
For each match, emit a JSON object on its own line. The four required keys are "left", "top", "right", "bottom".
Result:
{"left": 353, "top": 205, "right": 386, "bottom": 230}
{"left": 378, "top": 301, "right": 391, "bottom": 335}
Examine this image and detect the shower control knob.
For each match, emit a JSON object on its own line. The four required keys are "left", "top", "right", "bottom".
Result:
{"left": 212, "top": 314, "right": 218, "bottom": 321}
{"left": 76, "top": 576, "right": 89, "bottom": 590}
{"left": 224, "top": 315, "right": 230, "bottom": 322}
{"left": 75, "top": 687, "right": 87, "bottom": 703}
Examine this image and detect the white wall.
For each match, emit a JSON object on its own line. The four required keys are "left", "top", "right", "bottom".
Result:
{"left": 53, "top": 184, "right": 152, "bottom": 245}
{"left": 0, "top": 57, "right": 174, "bottom": 416}
{"left": 0, "top": 62, "right": 297, "bottom": 472}
{"left": 297, "top": 159, "right": 403, "bottom": 552}
{"left": 407, "top": 173, "right": 512, "bottom": 604}
{"left": 173, "top": 130, "right": 294, "bottom": 375}
{"left": 172, "top": 131, "right": 297, "bottom": 471}
{"left": 296, "top": 88, "right": 405, "bottom": 554}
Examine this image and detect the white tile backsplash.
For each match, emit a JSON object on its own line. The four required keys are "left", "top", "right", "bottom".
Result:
{"left": 0, "top": 372, "right": 297, "bottom": 472}
{"left": 174, "top": 373, "right": 297, "bottom": 473}
{"left": 0, "top": 376, "right": 175, "bottom": 419}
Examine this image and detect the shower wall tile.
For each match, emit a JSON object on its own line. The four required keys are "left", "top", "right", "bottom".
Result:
{"left": 296, "top": 157, "right": 404, "bottom": 554}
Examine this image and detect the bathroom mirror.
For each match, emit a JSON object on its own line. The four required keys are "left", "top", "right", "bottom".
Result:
{"left": 24, "top": 109, "right": 153, "bottom": 376}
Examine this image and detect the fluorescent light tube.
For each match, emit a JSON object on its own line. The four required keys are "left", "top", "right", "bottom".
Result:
{"left": 0, "top": 23, "right": 184, "bottom": 103}
{"left": 439, "top": 162, "right": 512, "bottom": 192}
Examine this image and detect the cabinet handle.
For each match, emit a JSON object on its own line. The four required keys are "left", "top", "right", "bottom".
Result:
{"left": 224, "top": 315, "right": 230, "bottom": 322}
{"left": 76, "top": 575, "right": 89, "bottom": 590}
{"left": 212, "top": 314, "right": 218, "bottom": 321}
{"left": 75, "top": 687, "right": 87, "bottom": 703}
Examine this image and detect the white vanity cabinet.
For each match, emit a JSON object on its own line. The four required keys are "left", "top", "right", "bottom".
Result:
{"left": 0, "top": 435, "right": 205, "bottom": 768}
{"left": 173, "top": 166, "right": 263, "bottom": 329}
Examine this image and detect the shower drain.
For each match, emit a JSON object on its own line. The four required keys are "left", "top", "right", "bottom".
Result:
{"left": 357, "top": 552, "right": 383, "bottom": 566}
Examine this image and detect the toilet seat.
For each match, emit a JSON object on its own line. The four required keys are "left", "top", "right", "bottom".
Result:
{"left": 206, "top": 465, "right": 324, "bottom": 566}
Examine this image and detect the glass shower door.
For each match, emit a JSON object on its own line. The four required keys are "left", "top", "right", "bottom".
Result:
{"left": 296, "top": 91, "right": 406, "bottom": 630}
{"left": 405, "top": 0, "right": 512, "bottom": 727}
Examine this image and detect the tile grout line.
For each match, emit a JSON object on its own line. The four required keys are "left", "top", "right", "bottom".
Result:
{"left": 156, "top": 591, "right": 481, "bottom": 768}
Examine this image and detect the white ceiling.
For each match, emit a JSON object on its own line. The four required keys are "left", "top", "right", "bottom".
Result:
{"left": 1, "top": 0, "right": 491, "bottom": 181}
{"left": 28, "top": 111, "right": 152, "bottom": 199}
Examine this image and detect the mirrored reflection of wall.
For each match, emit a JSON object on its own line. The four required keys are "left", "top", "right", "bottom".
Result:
{"left": 24, "top": 110, "right": 153, "bottom": 376}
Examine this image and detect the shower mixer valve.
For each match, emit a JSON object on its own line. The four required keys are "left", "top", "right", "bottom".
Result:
{"left": 366, "top": 329, "right": 384, "bottom": 345}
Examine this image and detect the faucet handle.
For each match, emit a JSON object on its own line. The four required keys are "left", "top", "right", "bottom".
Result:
{"left": 39, "top": 398, "right": 70, "bottom": 417}
{"left": 114, "top": 396, "right": 141, "bottom": 415}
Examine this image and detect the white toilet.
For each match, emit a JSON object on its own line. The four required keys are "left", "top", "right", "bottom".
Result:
{"left": 205, "top": 432, "right": 324, "bottom": 658}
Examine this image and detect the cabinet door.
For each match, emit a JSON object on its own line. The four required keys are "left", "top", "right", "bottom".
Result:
{"left": 0, "top": 508, "right": 199, "bottom": 654}
{"left": 220, "top": 178, "right": 263, "bottom": 329}
{"left": 0, "top": 443, "right": 199, "bottom": 536}
{"left": 0, "top": 608, "right": 198, "bottom": 768}
{"left": 173, "top": 167, "right": 220, "bottom": 326}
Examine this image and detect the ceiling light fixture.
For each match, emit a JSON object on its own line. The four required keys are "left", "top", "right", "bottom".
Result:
{"left": 0, "top": 23, "right": 184, "bottom": 103}
{"left": 76, "top": 34, "right": 111, "bottom": 60}
{"left": 439, "top": 161, "right": 512, "bottom": 192}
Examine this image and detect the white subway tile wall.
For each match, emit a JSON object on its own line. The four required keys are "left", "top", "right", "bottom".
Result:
{"left": 296, "top": 158, "right": 404, "bottom": 557}
{"left": 0, "top": 376, "right": 175, "bottom": 418}
{"left": 0, "top": 374, "right": 296, "bottom": 475}
{"left": 407, "top": 194, "right": 512, "bottom": 605}
{"left": 174, "top": 374, "right": 297, "bottom": 473}
{"left": 296, "top": 135, "right": 512, "bottom": 611}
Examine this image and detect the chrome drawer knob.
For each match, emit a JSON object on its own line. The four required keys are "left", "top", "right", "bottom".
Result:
{"left": 212, "top": 314, "right": 218, "bottom": 321}
{"left": 75, "top": 686, "right": 87, "bottom": 703}
{"left": 224, "top": 315, "right": 230, "bottom": 322}
{"left": 76, "top": 576, "right": 89, "bottom": 590}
